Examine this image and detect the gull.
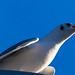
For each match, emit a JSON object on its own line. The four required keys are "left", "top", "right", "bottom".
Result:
{"left": 0, "top": 23, "right": 75, "bottom": 75}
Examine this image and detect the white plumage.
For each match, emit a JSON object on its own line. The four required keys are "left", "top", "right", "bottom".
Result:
{"left": 0, "top": 23, "right": 75, "bottom": 75}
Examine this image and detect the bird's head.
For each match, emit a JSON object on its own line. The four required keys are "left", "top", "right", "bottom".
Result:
{"left": 51, "top": 23, "right": 75, "bottom": 42}
{"left": 60, "top": 23, "right": 75, "bottom": 31}
{"left": 41, "top": 23, "right": 75, "bottom": 44}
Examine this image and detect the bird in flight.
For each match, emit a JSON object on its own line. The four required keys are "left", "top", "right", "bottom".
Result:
{"left": 0, "top": 23, "right": 75, "bottom": 75}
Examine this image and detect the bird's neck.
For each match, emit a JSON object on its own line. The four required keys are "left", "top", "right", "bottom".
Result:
{"left": 36, "top": 34, "right": 65, "bottom": 66}
{"left": 38, "top": 33, "right": 67, "bottom": 64}
{"left": 39, "top": 31, "right": 70, "bottom": 55}
{"left": 40, "top": 32, "right": 66, "bottom": 46}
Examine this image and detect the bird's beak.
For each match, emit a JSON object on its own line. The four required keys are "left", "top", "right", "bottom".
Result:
{"left": 71, "top": 25, "right": 75, "bottom": 28}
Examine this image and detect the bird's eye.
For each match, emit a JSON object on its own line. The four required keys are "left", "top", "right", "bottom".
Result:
{"left": 66, "top": 23, "right": 71, "bottom": 27}
{"left": 60, "top": 26, "right": 64, "bottom": 30}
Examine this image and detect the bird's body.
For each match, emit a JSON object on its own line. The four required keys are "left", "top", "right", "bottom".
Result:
{"left": 0, "top": 39, "right": 59, "bottom": 73}
{"left": 0, "top": 23, "right": 75, "bottom": 75}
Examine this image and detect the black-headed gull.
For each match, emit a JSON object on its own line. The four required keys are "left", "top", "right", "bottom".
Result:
{"left": 0, "top": 23, "right": 75, "bottom": 75}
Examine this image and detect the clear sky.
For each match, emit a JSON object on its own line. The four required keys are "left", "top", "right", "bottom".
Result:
{"left": 0, "top": 0, "right": 75, "bottom": 75}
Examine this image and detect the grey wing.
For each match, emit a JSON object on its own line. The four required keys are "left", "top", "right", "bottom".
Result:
{"left": 0, "top": 38, "right": 39, "bottom": 61}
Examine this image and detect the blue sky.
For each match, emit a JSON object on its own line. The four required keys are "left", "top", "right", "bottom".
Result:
{"left": 0, "top": 0, "right": 75, "bottom": 75}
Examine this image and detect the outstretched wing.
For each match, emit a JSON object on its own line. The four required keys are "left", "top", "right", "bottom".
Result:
{"left": 0, "top": 38, "right": 39, "bottom": 61}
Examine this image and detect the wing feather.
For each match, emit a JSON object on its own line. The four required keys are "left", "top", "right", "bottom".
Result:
{"left": 0, "top": 38, "right": 39, "bottom": 61}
